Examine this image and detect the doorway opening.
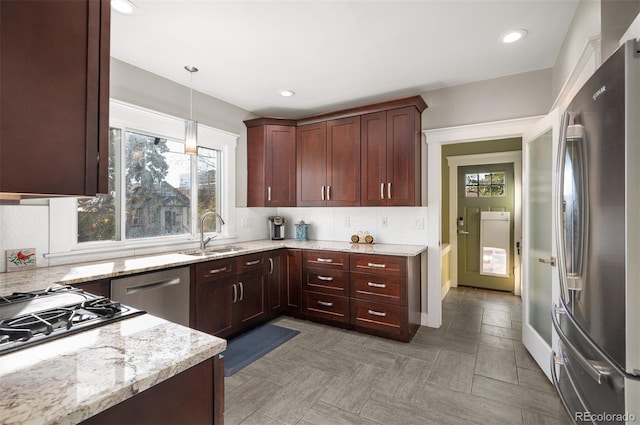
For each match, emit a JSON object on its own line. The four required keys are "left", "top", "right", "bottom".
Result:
{"left": 445, "top": 147, "right": 522, "bottom": 296}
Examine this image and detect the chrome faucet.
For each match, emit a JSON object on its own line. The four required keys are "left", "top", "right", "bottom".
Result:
{"left": 200, "top": 211, "right": 225, "bottom": 250}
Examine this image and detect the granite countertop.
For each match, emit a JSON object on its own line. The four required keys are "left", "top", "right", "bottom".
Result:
{"left": 0, "top": 314, "right": 226, "bottom": 425}
{"left": 0, "top": 238, "right": 423, "bottom": 424}
{"left": 0, "top": 239, "right": 427, "bottom": 294}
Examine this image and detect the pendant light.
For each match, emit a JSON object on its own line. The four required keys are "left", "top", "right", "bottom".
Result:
{"left": 184, "top": 65, "right": 199, "bottom": 155}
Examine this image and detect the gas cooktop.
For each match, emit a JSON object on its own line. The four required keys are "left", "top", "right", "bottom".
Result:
{"left": 0, "top": 285, "right": 145, "bottom": 355}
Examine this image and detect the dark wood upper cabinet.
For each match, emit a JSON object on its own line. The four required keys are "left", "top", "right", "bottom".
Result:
{"left": 245, "top": 119, "right": 296, "bottom": 207}
{"left": 361, "top": 106, "right": 423, "bottom": 206}
{"left": 297, "top": 117, "right": 360, "bottom": 207}
{"left": 0, "top": 0, "right": 110, "bottom": 196}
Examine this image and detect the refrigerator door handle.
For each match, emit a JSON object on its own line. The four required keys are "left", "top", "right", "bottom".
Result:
{"left": 556, "top": 111, "right": 588, "bottom": 302}
{"left": 552, "top": 304, "right": 611, "bottom": 385}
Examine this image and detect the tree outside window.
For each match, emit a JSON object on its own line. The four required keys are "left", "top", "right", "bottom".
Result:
{"left": 77, "top": 128, "right": 223, "bottom": 243}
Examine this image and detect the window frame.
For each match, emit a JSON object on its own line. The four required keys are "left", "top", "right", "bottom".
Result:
{"left": 48, "top": 100, "right": 238, "bottom": 257}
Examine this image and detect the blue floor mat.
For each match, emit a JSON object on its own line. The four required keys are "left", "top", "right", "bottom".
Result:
{"left": 222, "top": 323, "right": 299, "bottom": 377}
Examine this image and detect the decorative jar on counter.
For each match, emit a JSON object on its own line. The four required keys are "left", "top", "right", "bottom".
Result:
{"left": 295, "top": 221, "right": 309, "bottom": 241}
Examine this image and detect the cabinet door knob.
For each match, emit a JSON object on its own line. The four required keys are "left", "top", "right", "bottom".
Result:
{"left": 380, "top": 183, "right": 385, "bottom": 200}
{"left": 367, "top": 262, "right": 386, "bottom": 268}
{"left": 368, "top": 309, "right": 387, "bottom": 317}
{"left": 317, "top": 300, "right": 333, "bottom": 307}
{"left": 317, "top": 275, "right": 334, "bottom": 281}
{"left": 317, "top": 258, "right": 333, "bottom": 263}
{"left": 267, "top": 186, "right": 271, "bottom": 202}
{"left": 245, "top": 259, "right": 261, "bottom": 266}
{"left": 367, "top": 282, "right": 386, "bottom": 288}
{"left": 238, "top": 282, "right": 244, "bottom": 301}
{"left": 327, "top": 185, "right": 331, "bottom": 201}
{"left": 387, "top": 182, "right": 392, "bottom": 199}
{"left": 321, "top": 185, "right": 325, "bottom": 201}
{"left": 232, "top": 284, "right": 238, "bottom": 303}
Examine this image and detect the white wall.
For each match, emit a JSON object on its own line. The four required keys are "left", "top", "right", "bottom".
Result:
{"left": 421, "top": 68, "right": 553, "bottom": 130}
{"left": 551, "top": 0, "right": 601, "bottom": 99}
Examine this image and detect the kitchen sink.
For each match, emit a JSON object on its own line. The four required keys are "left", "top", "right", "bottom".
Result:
{"left": 181, "top": 246, "right": 247, "bottom": 257}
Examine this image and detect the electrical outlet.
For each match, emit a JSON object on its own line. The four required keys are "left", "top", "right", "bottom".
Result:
{"left": 381, "top": 217, "right": 388, "bottom": 228}
{"left": 414, "top": 218, "right": 424, "bottom": 229}
{"left": 343, "top": 216, "right": 350, "bottom": 227}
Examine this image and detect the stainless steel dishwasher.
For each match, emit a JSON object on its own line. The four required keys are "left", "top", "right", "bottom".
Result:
{"left": 111, "top": 267, "right": 190, "bottom": 327}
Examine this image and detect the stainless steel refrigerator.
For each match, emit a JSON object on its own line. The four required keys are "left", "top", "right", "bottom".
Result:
{"left": 551, "top": 39, "right": 640, "bottom": 424}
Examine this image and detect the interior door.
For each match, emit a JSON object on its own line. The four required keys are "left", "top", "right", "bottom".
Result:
{"left": 522, "top": 109, "right": 561, "bottom": 379}
{"left": 457, "top": 163, "right": 514, "bottom": 291}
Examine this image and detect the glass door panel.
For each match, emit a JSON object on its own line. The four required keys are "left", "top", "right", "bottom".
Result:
{"left": 526, "top": 129, "right": 553, "bottom": 345}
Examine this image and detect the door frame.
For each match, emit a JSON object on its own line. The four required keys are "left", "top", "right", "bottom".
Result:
{"left": 424, "top": 115, "right": 542, "bottom": 328}
{"left": 447, "top": 152, "right": 522, "bottom": 295}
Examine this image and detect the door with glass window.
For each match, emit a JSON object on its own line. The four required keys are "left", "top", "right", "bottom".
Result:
{"left": 521, "top": 109, "right": 561, "bottom": 379}
{"left": 457, "top": 163, "right": 514, "bottom": 291}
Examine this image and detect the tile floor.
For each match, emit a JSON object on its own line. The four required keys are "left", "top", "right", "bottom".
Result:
{"left": 224, "top": 286, "right": 571, "bottom": 425}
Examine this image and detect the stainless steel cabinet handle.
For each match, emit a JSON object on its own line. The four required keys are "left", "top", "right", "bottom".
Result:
{"left": 245, "top": 259, "right": 261, "bottom": 266}
{"left": 321, "top": 185, "right": 325, "bottom": 201}
{"left": 387, "top": 182, "right": 392, "bottom": 199}
{"left": 267, "top": 186, "right": 271, "bottom": 202}
{"left": 327, "top": 185, "right": 331, "bottom": 201}
{"left": 538, "top": 257, "right": 557, "bottom": 267}
{"left": 551, "top": 303, "right": 610, "bottom": 384}
{"left": 232, "top": 284, "right": 238, "bottom": 303}
{"left": 268, "top": 257, "right": 274, "bottom": 274}
{"left": 317, "top": 258, "right": 333, "bottom": 263}
{"left": 124, "top": 277, "right": 181, "bottom": 295}
{"left": 317, "top": 300, "right": 333, "bottom": 307}
{"left": 368, "top": 309, "right": 387, "bottom": 317}
{"left": 367, "top": 262, "right": 386, "bottom": 268}
{"left": 380, "top": 183, "right": 385, "bottom": 199}
{"left": 367, "top": 282, "right": 386, "bottom": 288}
{"left": 317, "top": 275, "right": 334, "bottom": 281}
{"left": 209, "top": 267, "right": 227, "bottom": 274}
{"left": 239, "top": 282, "right": 244, "bottom": 301}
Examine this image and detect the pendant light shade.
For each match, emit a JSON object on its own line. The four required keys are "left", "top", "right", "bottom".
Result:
{"left": 185, "top": 119, "right": 198, "bottom": 155}
{"left": 184, "top": 65, "right": 199, "bottom": 155}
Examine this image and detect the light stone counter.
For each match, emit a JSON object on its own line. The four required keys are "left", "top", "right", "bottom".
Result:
{"left": 0, "top": 313, "right": 226, "bottom": 425}
{"left": 0, "top": 239, "right": 426, "bottom": 294}
{"left": 0, "top": 239, "right": 423, "bottom": 423}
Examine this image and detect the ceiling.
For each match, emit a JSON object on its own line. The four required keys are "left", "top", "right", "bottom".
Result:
{"left": 111, "top": 0, "right": 579, "bottom": 119}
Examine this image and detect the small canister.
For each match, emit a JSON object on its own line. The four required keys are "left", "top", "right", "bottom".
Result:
{"left": 295, "top": 220, "right": 309, "bottom": 241}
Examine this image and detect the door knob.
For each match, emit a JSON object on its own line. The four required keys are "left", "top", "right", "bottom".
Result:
{"left": 458, "top": 230, "right": 469, "bottom": 235}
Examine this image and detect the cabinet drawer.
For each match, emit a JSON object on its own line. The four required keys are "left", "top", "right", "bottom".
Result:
{"left": 351, "top": 299, "right": 406, "bottom": 337}
{"left": 237, "top": 253, "right": 266, "bottom": 273}
{"left": 195, "top": 258, "right": 237, "bottom": 283}
{"left": 350, "top": 254, "right": 406, "bottom": 276}
{"left": 350, "top": 272, "right": 406, "bottom": 306}
{"left": 302, "top": 291, "right": 349, "bottom": 324}
{"left": 303, "top": 250, "right": 349, "bottom": 270}
{"left": 303, "top": 267, "right": 349, "bottom": 297}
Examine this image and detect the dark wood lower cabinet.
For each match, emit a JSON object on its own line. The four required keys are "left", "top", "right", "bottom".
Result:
{"left": 81, "top": 355, "right": 223, "bottom": 425}
{"left": 285, "top": 249, "right": 303, "bottom": 316}
{"left": 196, "top": 276, "right": 235, "bottom": 338}
{"left": 267, "top": 250, "right": 285, "bottom": 318}
{"left": 194, "top": 254, "right": 268, "bottom": 339}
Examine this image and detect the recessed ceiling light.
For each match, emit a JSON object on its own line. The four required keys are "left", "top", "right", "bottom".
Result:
{"left": 111, "top": 0, "right": 137, "bottom": 15}
{"left": 501, "top": 29, "right": 528, "bottom": 44}
{"left": 278, "top": 90, "right": 295, "bottom": 97}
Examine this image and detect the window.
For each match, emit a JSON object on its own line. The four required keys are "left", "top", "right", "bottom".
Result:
{"left": 72, "top": 100, "right": 236, "bottom": 248}
{"left": 465, "top": 172, "right": 505, "bottom": 197}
